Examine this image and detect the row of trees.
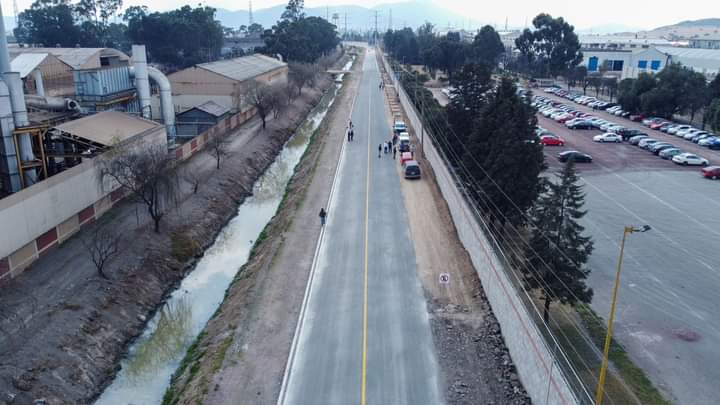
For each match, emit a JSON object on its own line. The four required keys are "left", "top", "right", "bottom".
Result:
{"left": 388, "top": 15, "right": 594, "bottom": 322}
{"left": 15, "top": 0, "right": 340, "bottom": 69}
{"left": 383, "top": 24, "right": 505, "bottom": 80}
{"left": 617, "top": 65, "right": 719, "bottom": 122}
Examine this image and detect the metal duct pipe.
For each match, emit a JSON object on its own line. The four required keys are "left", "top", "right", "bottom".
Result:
{"left": 4, "top": 72, "right": 28, "bottom": 127}
{"left": 147, "top": 66, "right": 176, "bottom": 138}
{"left": 131, "top": 44, "right": 151, "bottom": 119}
{"left": 0, "top": 4, "right": 11, "bottom": 74}
{"left": 25, "top": 95, "right": 80, "bottom": 111}
{"left": 32, "top": 69, "right": 45, "bottom": 97}
{"left": 0, "top": 80, "right": 20, "bottom": 192}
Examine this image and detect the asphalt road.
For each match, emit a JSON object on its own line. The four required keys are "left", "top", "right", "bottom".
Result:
{"left": 280, "top": 48, "right": 443, "bottom": 405}
{"left": 537, "top": 96, "right": 720, "bottom": 404}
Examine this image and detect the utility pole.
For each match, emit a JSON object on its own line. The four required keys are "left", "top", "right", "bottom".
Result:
{"left": 373, "top": 10, "right": 379, "bottom": 44}
{"left": 12, "top": 0, "right": 18, "bottom": 24}
{"left": 388, "top": 9, "right": 392, "bottom": 31}
{"left": 344, "top": 13, "right": 348, "bottom": 35}
{"left": 326, "top": 6, "right": 329, "bottom": 21}
{"left": 249, "top": 0, "right": 253, "bottom": 26}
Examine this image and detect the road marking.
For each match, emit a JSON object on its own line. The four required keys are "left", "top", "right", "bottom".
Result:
{"left": 361, "top": 49, "right": 373, "bottom": 405}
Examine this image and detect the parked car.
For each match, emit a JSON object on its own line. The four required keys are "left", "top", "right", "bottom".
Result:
{"left": 701, "top": 166, "right": 720, "bottom": 179}
{"left": 593, "top": 133, "right": 623, "bottom": 143}
{"left": 707, "top": 139, "right": 720, "bottom": 150}
{"left": 404, "top": 160, "right": 422, "bottom": 179}
{"left": 668, "top": 125, "right": 692, "bottom": 135}
{"left": 649, "top": 143, "right": 676, "bottom": 154}
{"left": 684, "top": 130, "right": 707, "bottom": 140}
{"left": 638, "top": 138, "right": 660, "bottom": 149}
{"left": 699, "top": 136, "right": 719, "bottom": 146}
{"left": 393, "top": 121, "right": 407, "bottom": 134}
{"left": 629, "top": 134, "right": 649, "bottom": 145}
{"left": 617, "top": 129, "right": 647, "bottom": 141}
{"left": 566, "top": 119, "right": 594, "bottom": 129}
{"left": 642, "top": 117, "right": 664, "bottom": 127}
{"left": 659, "top": 148, "right": 683, "bottom": 160}
{"left": 540, "top": 134, "right": 565, "bottom": 146}
{"left": 672, "top": 153, "right": 709, "bottom": 166}
{"left": 659, "top": 123, "right": 677, "bottom": 133}
{"left": 649, "top": 121, "right": 669, "bottom": 130}
{"left": 629, "top": 114, "right": 646, "bottom": 122}
{"left": 558, "top": 151, "right": 593, "bottom": 163}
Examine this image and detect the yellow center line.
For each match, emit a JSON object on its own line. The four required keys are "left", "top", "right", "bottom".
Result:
{"left": 361, "top": 50, "right": 373, "bottom": 405}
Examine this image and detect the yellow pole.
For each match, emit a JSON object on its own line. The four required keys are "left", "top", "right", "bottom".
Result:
{"left": 595, "top": 226, "right": 632, "bottom": 405}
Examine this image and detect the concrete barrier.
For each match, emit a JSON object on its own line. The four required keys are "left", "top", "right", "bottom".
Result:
{"left": 380, "top": 52, "right": 587, "bottom": 405}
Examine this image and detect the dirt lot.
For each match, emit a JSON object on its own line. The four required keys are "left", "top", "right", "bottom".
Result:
{"left": 0, "top": 79, "right": 331, "bottom": 404}
{"left": 162, "top": 50, "right": 363, "bottom": 405}
{"left": 380, "top": 59, "right": 530, "bottom": 404}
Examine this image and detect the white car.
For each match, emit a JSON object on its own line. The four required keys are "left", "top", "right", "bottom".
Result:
{"left": 672, "top": 153, "right": 709, "bottom": 166}
{"left": 594, "top": 133, "right": 623, "bottom": 143}
{"left": 668, "top": 125, "right": 692, "bottom": 135}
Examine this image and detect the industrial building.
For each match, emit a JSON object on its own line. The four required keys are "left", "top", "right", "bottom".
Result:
{"left": 166, "top": 54, "right": 288, "bottom": 112}
{"left": 176, "top": 100, "right": 231, "bottom": 138}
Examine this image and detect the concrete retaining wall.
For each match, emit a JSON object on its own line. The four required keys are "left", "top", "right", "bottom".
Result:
{"left": 380, "top": 53, "right": 584, "bottom": 405}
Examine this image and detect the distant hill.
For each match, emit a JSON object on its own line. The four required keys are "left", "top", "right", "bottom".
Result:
{"left": 641, "top": 18, "right": 720, "bottom": 40}
{"left": 216, "top": 0, "right": 481, "bottom": 32}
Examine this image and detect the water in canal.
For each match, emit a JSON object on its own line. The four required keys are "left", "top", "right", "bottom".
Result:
{"left": 95, "top": 82, "right": 340, "bottom": 405}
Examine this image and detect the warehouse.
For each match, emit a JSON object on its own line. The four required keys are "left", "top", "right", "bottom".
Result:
{"left": 166, "top": 54, "right": 288, "bottom": 112}
{"left": 175, "top": 100, "right": 231, "bottom": 138}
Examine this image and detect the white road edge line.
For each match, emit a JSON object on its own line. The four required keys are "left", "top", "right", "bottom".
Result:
{"left": 276, "top": 70, "right": 361, "bottom": 405}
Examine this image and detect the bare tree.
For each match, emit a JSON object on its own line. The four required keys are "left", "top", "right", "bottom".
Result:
{"left": 244, "top": 80, "right": 274, "bottom": 129}
{"left": 81, "top": 223, "right": 121, "bottom": 279}
{"left": 283, "top": 79, "right": 297, "bottom": 105}
{"left": 289, "top": 62, "right": 319, "bottom": 96}
{"left": 99, "top": 143, "right": 178, "bottom": 233}
{"left": 268, "top": 82, "right": 286, "bottom": 118}
{"left": 207, "top": 132, "right": 231, "bottom": 169}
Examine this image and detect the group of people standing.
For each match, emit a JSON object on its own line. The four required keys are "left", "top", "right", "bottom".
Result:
{"left": 378, "top": 139, "right": 397, "bottom": 159}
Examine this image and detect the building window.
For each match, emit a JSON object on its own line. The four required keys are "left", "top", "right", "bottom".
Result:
{"left": 588, "top": 57, "right": 598, "bottom": 71}
{"left": 612, "top": 60, "right": 624, "bottom": 71}
{"left": 651, "top": 60, "right": 661, "bottom": 70}
{"left": 638, "top": 60, "right": 648, "bottom": 69}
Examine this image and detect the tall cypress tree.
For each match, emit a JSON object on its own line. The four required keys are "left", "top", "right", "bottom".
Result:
{"left": 523, "top": 161, "right": 594, "bottom": 322}
{"left": 463, "top": 76, "right": 545, "bottom": 227}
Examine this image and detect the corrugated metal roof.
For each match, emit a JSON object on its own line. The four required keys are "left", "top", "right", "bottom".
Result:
{"left": 197, "top": 54, "right": 286, "bottom": 83}
{"left": 53, "top": 111, "right": 161, "bottom": 146}
{"left": 656, "top": 46, "right": 720, "bottom": 73}
{"left": 10, "top": 53, "right": 48, "bottom": 78}
{"left": 194, "top": 101, "right": 230, "bottom": 117}
{"left": 8, "top": 47, "right": 129, "bottom": 70}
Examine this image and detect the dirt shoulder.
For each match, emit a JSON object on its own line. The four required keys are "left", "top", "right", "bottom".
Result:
{"left": 0, "top": 78, "right": 330, "bottom": 404}
{"left": 378, "top": 53, "right": 531, "bottom": 404}
{"left": 162, "top": 50, "right": 364, "bottom": 405}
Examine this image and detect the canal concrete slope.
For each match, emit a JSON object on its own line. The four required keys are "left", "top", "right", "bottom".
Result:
{"left": 281, "top": 48, "right": 443, "bottom": 405}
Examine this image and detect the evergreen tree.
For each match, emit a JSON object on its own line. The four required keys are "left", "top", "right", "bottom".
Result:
{"left": 281, "top": 0, "right": 305, "bottom": 22}
{"left": 472, "top": 25, "right": 505, "bottom": 67}
{"left": 523, "top": 161, "right": 594, "bottom": 322}
{"left": 462, "top": 77, "right": 544, "bottom": 227}
{"left": 515, "top": 13, "right": 582, "bottom": 78}
{"left": 446, "top": 63, "right": 492, "bottom": 161}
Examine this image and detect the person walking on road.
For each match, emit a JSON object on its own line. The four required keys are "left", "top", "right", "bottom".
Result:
{"left": 350, "top": 129, "right": 354, "bottom": 141}
{"left": 387, "top": 140, "right": 392, "bottom": 153}
{"left": 319, "top": 208, "right": 327, "bottom": 226}
{"left": 393, "top": 146, "right": 397, "bottom": 160}
{"left": 378, "top": 144, "right": 382, "bottom": 158}
{"left": 347, "top": 128, "right": 351, "bottom": 142}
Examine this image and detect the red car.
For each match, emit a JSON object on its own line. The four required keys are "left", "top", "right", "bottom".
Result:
{"left": 629, "top": 114, "right": 646, "bottom": 122}
{"left": 702, "top": 166, "right": 720, "bottom": 179}
{"left": 540, "top": 134, "right": 565, "bottom": 146}
{"left": 649, "top": 121, "right": 669, "bottom": 130}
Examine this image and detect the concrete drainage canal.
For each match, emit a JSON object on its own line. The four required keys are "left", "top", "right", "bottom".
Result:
{"left": 95, "top": 82, "right": 341, "bottom": 405}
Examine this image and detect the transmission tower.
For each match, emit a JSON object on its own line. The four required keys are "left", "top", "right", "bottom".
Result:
{"left": 249, "top": 0, "right": 254, "bottom": 25}
{"left": 332, "top": 13, "right": 339, "bottom": 29}
{"left": 388, "top": 9, "right": 392, "bottom": 31}
{"left": 13, "top": 0, "right": 18, "bottom": 24}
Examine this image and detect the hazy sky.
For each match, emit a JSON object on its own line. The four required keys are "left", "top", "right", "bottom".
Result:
{"left": 3, "top": 0, "right": 719, "bottom": 30}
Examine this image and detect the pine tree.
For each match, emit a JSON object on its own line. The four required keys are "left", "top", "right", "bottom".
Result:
{"left": 523, "top": 160, "right": 594, "bottom": 322}
{"left": 463, "top": 76, "right": 545, "bottom": 227}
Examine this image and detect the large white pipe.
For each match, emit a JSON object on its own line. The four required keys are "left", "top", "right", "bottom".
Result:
{"left": 147, "top": 66, "right": 176, "bottom": 137}
{"left": 0, "top": 80, "right": 20, "bottom": 192}
{"left": 32, "top": 69, "right": 45, "bottom": 97}
{"left": 0, "top": 4, "right": 11, "bottom": 74}
{"left": 25, "top": 95, "right": 80, "bottom": 111}
{"left": 131, "top": 44, "right": 152, "bottom": 119}
{"left": 4, "top": 72, "right": 29, "bottom": 127}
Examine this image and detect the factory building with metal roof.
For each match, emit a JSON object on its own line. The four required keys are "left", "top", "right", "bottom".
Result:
{"left": 166, "top": 54, "right": 288, "bottom": 112}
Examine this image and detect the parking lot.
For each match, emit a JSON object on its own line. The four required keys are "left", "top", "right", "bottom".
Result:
{"left": 536, "top": 91, "right": 720, "bottom": 404}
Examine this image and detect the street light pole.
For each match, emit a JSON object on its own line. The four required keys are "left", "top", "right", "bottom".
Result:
{"left": 595, "top": 225, "right": 651, "bottom": 405}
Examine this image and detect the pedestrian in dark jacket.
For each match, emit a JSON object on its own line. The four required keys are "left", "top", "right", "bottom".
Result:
{"left": 378, "top": 144, "right": 382, "bottom": 158}
{"left": 393, "top": 146, "right": 397, "bottom": 159}
{"left": 319, "top": 208, "right": 327, "bottom": 226}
